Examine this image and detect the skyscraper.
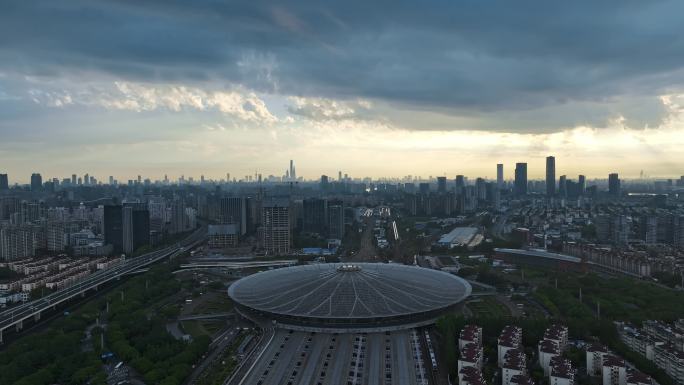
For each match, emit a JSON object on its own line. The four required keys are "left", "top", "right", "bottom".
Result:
{"left": 122, "top": 203, "right": 150, "bottom": 253}
{"left": 219, "top": 197, "right": 248, "bottom": 235}
{"left": 455, "top": 175, "right": 465, "bottom": 192}
{"left": 514, "top": 163, "right": 527, "bottom": 196}
{"left": 320, "top": 175, "right": 329, "bottom": 191}
{"left": 303, "top": 198, "right": 327, "bottom": 235}
{"left": 558, "top": 175, "right": 567, "bottom": 198}
{"left": 546, "top": 156, "right": 555, "bottom": 196}
{"left": 289, "top": 160, "right": 296, "bottom": 181}
{"left": 328, "top": 200, "right": 345, "bottom": 240}
{"left": 608, "top": 173, "right": 621, "bottom": 197}
{"left": 30, "top": 173, "right": 42, "bottom": 191}
{"left": 496, "top": 164, "right": 504, "bottom": 189}
{"left": 261, "top": 199, "right": 290, "bottom": 255}
{"left": 437, "top": 176, "right": 447, "bottom": 193}
{"left": 0, "top": 174, "right": 8, "bottom": 190}
{"left": 578, "top": 175, "right": 586, "bottom": 195}
{"left": 104, "top": 205, "right": 123, "bottom": 253}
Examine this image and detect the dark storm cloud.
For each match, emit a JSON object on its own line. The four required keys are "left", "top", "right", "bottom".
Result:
{"left": 2, "top": 0, "right": 684, "bottom": 130}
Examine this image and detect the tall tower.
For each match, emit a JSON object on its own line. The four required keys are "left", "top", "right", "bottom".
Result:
{"left": 514, "top": 163, "right": 527, "bottom": 196}
{"left": 261, "top": 198, "right": 290, "bottom": 255}
{"left": 289, "top": 160, "right": 296, "bottom": 181}
{"left": 30, "top": 173, "right": 42, "bottom": 191}
{"left": 608, "top": 173, "right": 620, "bottom": 197}
{"left": 0, "top": 174, "right": 8, "bottom": 190}
{"left": 496, "top": 164, "right": 504, "bottom": 189}
{"left": 546, "top": 156, "right": 556, "bottom": 196}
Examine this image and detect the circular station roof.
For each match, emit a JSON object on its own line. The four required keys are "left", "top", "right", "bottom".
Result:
{"left": 228, "top": 263, "right": 471, "bottom": 328}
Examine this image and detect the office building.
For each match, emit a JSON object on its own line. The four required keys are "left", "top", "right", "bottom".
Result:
{"left": 456, "top": 175, "right": 466, "bottom": 191}
{"left": 514, "top": 163, "right": 528, "bottom": 196}
{"left": 328, "top": 201, "right": 345, "bottom": 240}
{"left": 302, "top": 198, "right": 327, "bottom": 235}
{"left": 219, "top": 197, "right": 248, "bottom": 235}
{"left": 320, "top": 175, "right": 329, "bottom": 191}
{"left": 559, "top": 175, "right": 567, "bottom": 198}
{"left": 578, "top": 175, "right": 586, "bottom": 195}
{"left": 546, "top": 156, "right": 556, "bottom": 196}
{"left": 0, "top": 174, "right": 8, "bottom": 190}
{"left": 122, "top": 204, "right": 150, "bottom": 253}
{"left": 437, "top": 176, "right": 447, "bottom": 193}
{"left": 609, "top": 173, "right": 621, "bottom": 197}
{"left": 497, "top": 164, "right": 504, "bottom": 189}
{"left": 104, "top": 205, "right": 123, "bottom": 253}
{"left": 30, "top": 173, "right": 42, "bottom": 191}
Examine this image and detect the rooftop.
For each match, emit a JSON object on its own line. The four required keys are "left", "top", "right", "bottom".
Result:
{"left": 228, "top": 262, "right": 471, "bottom": 326}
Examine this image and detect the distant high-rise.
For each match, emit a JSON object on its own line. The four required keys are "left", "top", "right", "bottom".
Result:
{"left": 437, "top": 176, "right": 447, "bottom": 193}
{"left": 320, "top": 175, "right": 330, "bottom": 191}
{"left": 0, "top": 174, "right": 8, "bottom": 190}
{"left": 122, "top": 204, "right": 150, "bottom": 253}
{"left": 104, "top": 205, "right": 123, "bottom": 253}
{"left": 71, "top": 174, "right": 77, "bottom": 185}
{"left": 328, "top": 201, "right": 345, "bottom": 240}
{"left": 30, "top": 173, "right": 42, "bottom": 191}
{"left": 261, "top": 199, "right": 290, "bottom": 255}
{"left": 578, "top": 175, "right": 586, "bottom": 195}
{"left": 514, "top": 163, "right": 527, "bottom": 196}
{"left": 219, "top": 197, "right": 248, "bottom": 235}
{"left": 419, "top": 183, "right": 430, "bottom": 195}
{"left": 289, "top": 160, "right": 296, "bottom": 181}
{"left": 455, "top": 175, "right": 465, "bottom": 191}
{"left": 608, "top": 173, "right": 621, "bottom": 197}
{"left": 559, "top": 175, "right": 567, "bottom": 198}
{"left": 303, "top": 198, "right": 327, "bottom": 235}
{"left": 546, "top": 156, "right": 555, "bottom": 196}
{"left": 496, "top": 164, "right": 504, "bottom": 189}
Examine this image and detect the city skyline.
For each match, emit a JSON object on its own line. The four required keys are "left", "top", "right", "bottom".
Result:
{"left": 2, "top": 2, "right": 684, "bottom": 179}
{"left": 1, "top": 157, "right": 679, "bottom": 185}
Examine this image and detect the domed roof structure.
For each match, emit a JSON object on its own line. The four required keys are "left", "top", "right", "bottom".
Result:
{"left": 228, "top": 263, "right": 471, "bottom": 330}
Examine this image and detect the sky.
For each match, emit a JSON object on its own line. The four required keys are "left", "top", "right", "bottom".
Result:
{"left": 2, "top": 0, "right": 684, "bottom": 182}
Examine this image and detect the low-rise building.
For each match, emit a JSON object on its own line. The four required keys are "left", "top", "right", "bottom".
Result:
{"left": 654, "top": 344, "right": 684, "bottom": 385}
{"left": 502, "top": 349, "right": 527, "bottom": 385}
{"left": 499, "top": 325, "right": 523, "bottom": 367}
{"left": 602, "top": 355, "right": 627, "bottom": 385}
{"left": 550, "top": 356, "right": 576, "bottom": 385}
{"left": 458, "top": 342, "right": 484, "bottom": 374}
{"left": 539, "top": 339, "right": 561, "bottom": 376}
{"left": 460, "top": 324, "right": 483, "bottom": 350}
{"left": 626, "top": 370, "right": 653, "bottom": 385}
{"left": 586, "top": 343, "right": 610, "bottom": 376}
{"left": 460, "top": 366, "right": 487, "bottom": 385}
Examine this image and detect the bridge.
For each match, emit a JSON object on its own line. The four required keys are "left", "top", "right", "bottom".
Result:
{"left": 177, "top": 260, "right": 298, "bottom": 270}
{"left": 0, "top": 226, "right": 206, "bottom": 343}
{"left": 178, "top": 312, "right": 234, "bottom": 321}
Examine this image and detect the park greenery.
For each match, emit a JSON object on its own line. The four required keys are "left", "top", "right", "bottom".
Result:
{"left": 0, "top": 262, "right": 209, "bottom": 385}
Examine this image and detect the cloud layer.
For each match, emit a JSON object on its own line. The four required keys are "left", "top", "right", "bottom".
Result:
{"left": 2, "top": 0, "right": 684, "bottom": 179}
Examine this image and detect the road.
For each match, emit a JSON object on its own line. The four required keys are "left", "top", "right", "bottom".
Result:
{"left": 0, "top": 226, "right": 206, "bottom": 342}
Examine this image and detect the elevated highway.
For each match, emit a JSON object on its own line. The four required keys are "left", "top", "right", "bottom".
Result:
{"left": 0, "top": 226, "right": 206, "bottom": 343}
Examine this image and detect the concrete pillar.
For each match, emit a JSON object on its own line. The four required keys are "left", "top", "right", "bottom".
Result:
{"left": 15, "top": 320, "right": 22, "bottom": 332}
{"left": 34, "top": 312, "right": 41, "bottom": 322}
{"left": 81, "top": 291, "right": 86, "bottom": 298}
{"left": 0, "top": 328, "right": 3, "bottom": 344}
